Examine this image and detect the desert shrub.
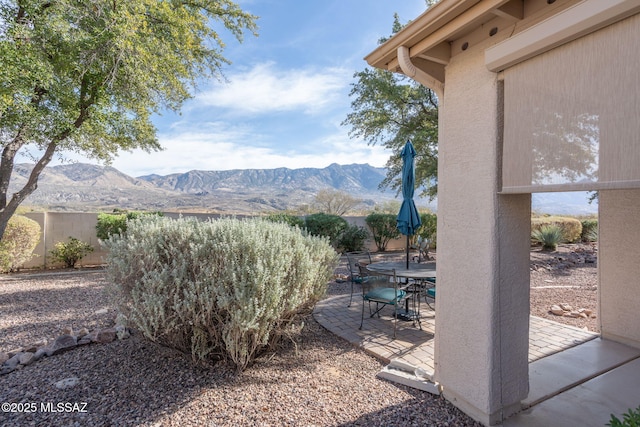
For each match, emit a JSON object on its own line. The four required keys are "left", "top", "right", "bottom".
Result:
{"left": 304, "top": 213, "right": 348, "bottom": 248}
{"left": 105, "top": 216, "right": 338, "bottom": 370}
{"left": 264, "top": 212, "right": 304, "bottom": 229}
{"left": 531, "top": 216, "right": 582, "bottom": 243}
{"left": 581, "top": 218, "right": 598, "bottom": 242}
{"left": 337, "top": 224, "right": 369, "bottom": 253}
{"left": 607, "top": 405, "right": 640, "bottom": 427}
{"left": 96, "top": 211, "right": 164, "bottom": 240}
{"left": 531, "top": 225, "right": 563, "bottom": 251}
{"left": 49, "top": 237, "right": 94, "bottom": 268}
{"left": 417, "top": 212, "right": 437, "bottom": 249}
{"left": 0, "top": 215, "right": 41, "bottom": 272}
{"left": 365, "top": 212, "right": 400, "bottom": 252}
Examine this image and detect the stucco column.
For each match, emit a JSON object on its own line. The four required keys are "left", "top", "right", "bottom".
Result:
{"left": 599, "top": 189, "right": 640, "bottom": 348}
{"left": 433, "top": 45, "right": 531, "bottom": 425}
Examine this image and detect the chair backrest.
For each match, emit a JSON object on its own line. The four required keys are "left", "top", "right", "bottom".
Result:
{"left": 345, "top": 251, "right": 372, "bottom": 281}
{"left": 360, "top": 265, "right": 395, "bottom": 293}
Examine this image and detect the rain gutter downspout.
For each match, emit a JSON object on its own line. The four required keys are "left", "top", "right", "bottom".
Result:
{"left": 397, "top": 46, "right": 445, "bottom": 102}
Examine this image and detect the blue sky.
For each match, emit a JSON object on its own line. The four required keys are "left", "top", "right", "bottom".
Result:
{"left": 49, "top": 0, "right": 429, "bottom": 177}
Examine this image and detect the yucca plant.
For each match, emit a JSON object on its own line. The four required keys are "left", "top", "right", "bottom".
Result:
{"left": 531, "top": 224, "right": 563, "bottom": 251}
{"left": 607, "top": 405, "right": 640, "bottom": 427}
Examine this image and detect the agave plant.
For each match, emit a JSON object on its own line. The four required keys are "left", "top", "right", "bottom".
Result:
{"left": 531, "top": 224, "right": 564, "bottom": 251}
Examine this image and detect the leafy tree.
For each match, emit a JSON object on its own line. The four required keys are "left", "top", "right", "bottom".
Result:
{"left": 313, "top": 189, "right": 361, "bottom": 216}
{"left": 304, "top": 213, "right": 348, "bottom": 249}
{"left": 337, "top": 224, "right": 369, "bottom": 253}
{"left": 0, "top": 0, "right": 257, "bottom": 240}
{"left": 342, "top": 11, "right": 438, "bottom": 200}
{"left": 365, "top": 212, "right": 400, "bottom": 252}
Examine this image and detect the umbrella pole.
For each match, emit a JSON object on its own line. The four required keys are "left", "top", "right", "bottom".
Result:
{"left": 406, "top": 235, "right": 410, "bottom": 269}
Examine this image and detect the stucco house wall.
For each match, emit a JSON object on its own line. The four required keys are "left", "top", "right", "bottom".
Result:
{"left": 435, "top": 35, "right": 531, "bottom": 425}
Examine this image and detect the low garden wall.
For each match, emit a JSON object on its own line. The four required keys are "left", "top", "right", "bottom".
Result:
{"left": 20, "top": 212, "right": 406, "bottom": 270}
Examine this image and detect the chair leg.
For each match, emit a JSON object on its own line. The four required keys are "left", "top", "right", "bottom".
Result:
{"left": 347, "top": 281, "right": 354, "bottom": 307}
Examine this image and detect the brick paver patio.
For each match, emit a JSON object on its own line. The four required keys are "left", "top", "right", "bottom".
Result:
{"left": 313, "top": 288, "right": 599, "bottom": 377}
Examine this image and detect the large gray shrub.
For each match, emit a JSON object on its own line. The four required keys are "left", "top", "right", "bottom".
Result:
{"left": 105, "top": 215, "right": 338, "bottom": 370}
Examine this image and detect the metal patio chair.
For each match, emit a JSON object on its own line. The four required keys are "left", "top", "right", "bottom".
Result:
{"left": 359, "top": 267, "right": 406, "bottom": 339}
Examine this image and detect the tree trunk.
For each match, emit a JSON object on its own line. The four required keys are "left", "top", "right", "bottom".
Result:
{"left": 0, "top": 140, "right": 58, "bottom": 240}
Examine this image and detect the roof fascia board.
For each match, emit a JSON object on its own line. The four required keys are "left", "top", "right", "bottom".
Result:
{"left": 364, "top": 0, "right": 479, "bottom": 68}
{"left": 366, "top": 0, "right": 515, "bottom": 72}
{"left": 486, "top": 0, "right": 640, "bottom": 72}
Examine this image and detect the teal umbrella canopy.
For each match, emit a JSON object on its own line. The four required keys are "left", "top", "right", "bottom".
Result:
{"left": 397, "top": 140, "right": 421, "bottom": 267}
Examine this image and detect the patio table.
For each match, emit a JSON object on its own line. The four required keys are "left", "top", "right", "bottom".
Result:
{"left": 366, "top": 261, "right": 436, "bottom": 280}
{"left": 365, "top": 261, "right": 436, "bottom": 324}
{"left": 367, "top": 261, "right": 436, "bottom": 329}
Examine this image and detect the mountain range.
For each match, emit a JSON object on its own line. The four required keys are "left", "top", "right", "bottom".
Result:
{"left": 9, "top": 163, "right": 597, "bottom": 215}
{"left": 10, "top": 163, "right": 398, "bottom": 214}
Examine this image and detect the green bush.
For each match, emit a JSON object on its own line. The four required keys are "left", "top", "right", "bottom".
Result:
{"left": 531, "top": 216, "right": 582, "bottom": 243}
{"left": 581, "top": 218, "right": 598, "bottom": 242}
{"left": 96, "top": 211, "right": 164, "bottom": 240}
{"left": 264, "top": 212, "right": 304, "bottom": 229}
{"left": 338, "top": 224, "right": 369, "bottom": 253}
{"left": 365, "top": 212, "right": 400, "bottom": 252}
{"left": 49, "top": 237, "right": 94, "bottom": 268}
{"left": 0, "top": 215, "right": 41, "bottom": 272}
{"left": 607, "top": 405, "right": 640, "bottom": 427}
{"left": 417, "top": 212, "right": 437, "bottom": 249}
{"left": 105, "top": 216, "right": 339, "bottom": 371}
{"left": 531, "top": 225, "right": 563, "bottom": 251}
{"left": 304, "top": 213, "right": 348, "bottom": 248}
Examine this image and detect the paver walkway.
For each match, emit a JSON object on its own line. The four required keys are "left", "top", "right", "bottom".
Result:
{"left": 313, "top": 288, "right": 599, "bottom": 377}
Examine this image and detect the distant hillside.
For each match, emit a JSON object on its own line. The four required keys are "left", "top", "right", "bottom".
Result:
{"left": 12, "top": 163, "right": 398, "bottom": 213}
{"left": 138, "top": 163, "right": 387, "bottom": 194}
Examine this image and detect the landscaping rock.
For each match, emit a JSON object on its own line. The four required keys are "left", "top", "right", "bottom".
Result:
{"left": 5, "top": 353, "right": 22, "bottom": 369}
{"left": 0, "top": 352, "right": 9, "bottom": 365}
{"left": 78, "top": 337, "right": 92, "bottom": 346}
{"left": 77, "top": 327, "right": 90, "bottom": 338}
{"left": 95, "top": 328, "right": 116, "bottom": 344}
{"left": 33, "top": 348, "right": 47, "bottom": 361}
{"left": 0, "top": 365, "right": 16, "bottom": 375}
{"left": 18, "top": 352, "right": 35, "bottom": 366}
{"left": 115, "top": 325, "right": 130, "bottom": 340}
{"left": 550, "top": 305, "right": 564, "bottom": 316}
{"left": 54, "top": 377, "right": 79, "bottom": 390}
{"left": 47, "top": 334, "right": 77, "bottom": 356}
{"left": 7, "top": 348, "right": 23, "bottom": 358}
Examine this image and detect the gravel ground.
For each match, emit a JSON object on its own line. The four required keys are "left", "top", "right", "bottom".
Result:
{"left": 0, "top": 246, "right": 597, "bottom": 426}
{"left": 529, "top": 243, "right": 598, "bottom": 332}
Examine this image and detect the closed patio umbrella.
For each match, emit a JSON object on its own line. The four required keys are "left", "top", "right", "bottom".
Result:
{"left": 397, "top": 140, "right": 421, "bottom": 269}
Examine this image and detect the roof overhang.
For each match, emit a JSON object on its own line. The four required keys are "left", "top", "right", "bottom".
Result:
{"left": 365, "top": 0, "right": 528, "bottom": 90}
{"left": 364, "top": 0, "right": 640, "bottom": 94}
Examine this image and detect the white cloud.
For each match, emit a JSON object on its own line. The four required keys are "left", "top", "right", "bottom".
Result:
{"left": 197, "top": 62, "right": 349, "bottom": 115}
{"left": 107, "top": 130, "right": 390, "bottom": 177}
